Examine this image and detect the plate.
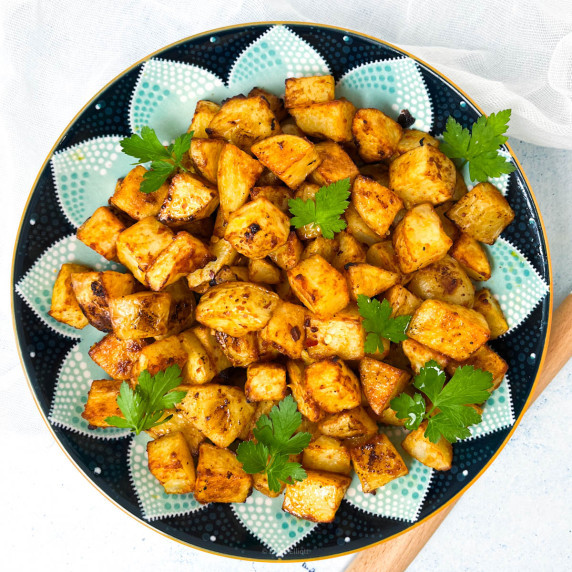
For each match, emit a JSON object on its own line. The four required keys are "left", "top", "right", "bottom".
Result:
{"left": 11, "top": 22, "right": 552, "bottom": 562}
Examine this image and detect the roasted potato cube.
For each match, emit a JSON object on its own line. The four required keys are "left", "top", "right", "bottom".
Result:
{"left": 352, "top": 108, "right": 403, "bottom": 163}
{"left": 434, "top": 203, "right": 460, "bottom": 242}
{"left": 192, "top": 324, "right": 232, "bottom": 373}
{"left": 147, "top": 432, "right": 196, "bottom": 494}
{"left": 109, "top": 291, "right": 172, "bottom": 340}
{"left": 450, "top": 233, "right": 492, "bottom": 281}
{"left": 402, "top": 421, "right": 452, "bottom": 471}
{"left": 206, "top": 95, "right": 280, "bottom": 151}
{"left": 178, "top": 330, "right": 217, "bottom": 385}
{"left": 77, "top": 206, "right": 126, "bottom": 261}
{"left": 447, "top": 182, "right": 515, "bottom": 244}
{"left": 346, "top": 263, "right": 399, "bottom": 300}
{"left": 396, "top": 129, "right": 439, "bottom": 155}
{"left": 247, "top": 258, "right": 281, "bottom": 284}
{"left": 158, "top": 280, "right": 196, "bottom": 338}
{"left": 251, "top": 134, "right": 320, "bottom": 189}
{"left": 331, "top": 230, "right": 366, "bottom": 272}
{"left": 308, "top": 141, "right": 359, "bottom": 187}
{"left": 289, "top": 99, "right": 356, "bottom": 142}
{"left": 89, "top": 334, "right": 148, "bottom": 380}
{"left": 447, "top": 344, "right": 508, "bottom": 392}
{"left": 178, "top": 217, "right": 214, "bottom": 239}
{"left": 407, "top": 299, "right": 490, "bottom": 360}
{"left": 366, "top": 241, "right": 405, "bottom": 278}
{"left": 352, "top": 175, "right": 403, "bottom": 238}
{"left": 259, "top": 300, "right": 306, "bottom": 359}
{"left": 245, "top": 362, "right": 287, "bottom": 402}
{"left": 250, "top": 186, "right": 293, "bottom": 212}
{"left": 350, "top": 433, "right": 408, "bottom": 493}
{"left": 287, "top": 360, "right": 325, "bottom": 422}
{"left": 473, "top": 289, "right": 509, "bottom": 339}
{"left": 318, "top": 406, "right": 378, "bottom": 440}
{"left": 393, "top": 203, "right": 453, "bottom": 273}
{"left": 196, "top": 282, "right": 279, "bottom": 337}
{"left": 359, "top": 162, "right": 390, "bottom": 186}
{"left": 452, "top": 169, "right": 468, "bottom": 201}
{"left": 194, "top": 443, "right": 253, "bottom": 503}
{"left": 187, "top": 238, "right": 239, "bottom": 290}
{"left": 401, "top": 339, "right": 449, "bottom": 374}
{"left": 360, "top": 357, "right": 411, "bottom": 415}
{"left": 381, "top": 285, "right": 422, "bottom": 317}
{"left": 284, "top": 75, "right": 335, "bottom": 108}
{"left": 282, "top": 469, "right": 351, "bottom": 523}
{"left": 179, "top": 384, "right": 254, "bottom": 448}
{"left": 389, "top": 145, "right": 456, "bottom": 208}
{"left": 292, "top": 182, "right": 321, "bottom": 240}
{"left": 110, "top": 166, "right": 169, "bottom": 220}
{"left": 287, "top": 255, "right": 350, "bottom": 318}
{"left": 248, "top": 87, "right": 287, "bottom": 121}
{"left": 81, "top": 379, "right": 123, "bottom": 427}
{"left": 301, "top": 236, "right": 339, "bottom": 264}
{"left": 189, "top": 138, "right": 225, "bottom": 184}
{"left": 305, "top": 358, "right": 361, "bottom": 413}
{"left": 71, "top": 271, "right": 135, "bottom": 332}
{"left": 302, "top": 436, "right": 351, "bottom": 476}
{"left": 345, "top": 204, "right": 382, "bottom": 247}
{"left": 116, "top": 217, "right": 174, "bottom": 284}
{"left": 146, "top": 410, "right": 205, "bottom": 456}
{"left": 267, "top": 232, "right": 302, "bottom": 272}
{"left": 189, "top": 100, "right": 221, "bottom": 138}
{"left": 214, "top": 331, "right": 259, "bottom": 367}
{"left": 280, "top": 118, "right": 305, "bottom": 137}
{"left": 49, "top": 263, "right": 91, "bottom": 328}
{"left": 135, "top": 335, "right": 188, "bottom": 377}
{"left": 407, "top": 255, "right": 475, "bottom": 308}
{"left": 224, "top": 198, "right": 291, "bottom": 259}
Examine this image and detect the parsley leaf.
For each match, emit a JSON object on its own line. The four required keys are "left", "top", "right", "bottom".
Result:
{"left": 105, "top": 365, "right": 186, "bottom": 434}
{"left": 120, "top": 127, "right": 193, "bottom": 193}
{"left": 440, "top": 110, "right": 516, "bottom": 183}
{"left": 288, "top": 178, "right": 351, "bottom": 239}
{"left": 390, "top": 392, "right": 426, "bottom": 431}
{"left": 236, "top": 395, "right": 312, "bottom": 492}
{"left": 357, "top": 295, "right": 411, "bottom": 352}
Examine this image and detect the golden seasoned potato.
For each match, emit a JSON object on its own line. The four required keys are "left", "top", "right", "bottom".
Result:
{"left": 389, "top": 145, "right": 456, "bottom": 208}
{"left": 407, "top": 255, "right": 475, "bottom": 308}
{"left": 282, "top": 469, "right": 351, "bottom": 523}
{"left": 318, "top": 406, "right": 378, "bottom": 441}
{"left": 158, "top": 279, "right": 196, "bottom": 338}
{"left": 302, "top": 436, "right": 351, "bottom": 476}
{"left": 77, "top": 206, "right": 126, "bottom": 261}
{"left": 250, "top": 186, "right": 293, "bottom": 213}
{"left": 194, "top": 443, "right": 253, "bottom": 503}
{"left": 366, "top": 241, "right": 407, "bottom": 279}
{"left": 402, "top": 421, "right": 452, "bottom": 471}
{"left": 192, "top": 324, "right": 232, "bottom": 373}
{"left": 308, "top": 141, "right": 359, "bottom": 186}
{"left": 344, "top": 204, "right": 383, "bottom": 247}
{"left": 268, "top": 231, "right": 303, "bottom": 271}
{"left": 280, "top": 118, "right": 305, "bottom": 137}
{"left": 196, "top": 282, "right": 279, "bottom": 337}
{"left": 401, "top": 339, "right": 450, "bottom": 374}
{"left": 434, "top": 203, "right": 460, "bottom": 242}
{"left": 178, "top": 217, "right": 214, "bottom": 240}
{"left": 360, "top": 357, "right": 411, "bottom": 415}
{"left": 116, "top": 217, "right": 174, "bottom": 284}
{"left": 473, "top": 288, "right": 509, "bottom": 339}
{"left": 396, "top": 129, "right": 440, "bottom": 155}
{"left": 214, "top": 331, "right": 259, "bottom": 367}
{"left": 407, "top": 299, "right": 490, "bottom": 360}
{"left": 251, "top": 134, "right": 321, "bottom": 190}
{"left": 305, "top": 358, "right": 361, "bottom": 413}
{"left": 147, "top": 432, "right": 196, "bottom": 494}
{"left": 447, "top": 344, "right": 508, "bottom": 392}
{"left": 351, "top": 175, "right": 404, "bottom": 238}
{"left": 248, "top": 87, "right": 287, "bottom": 121}
{"left": 346, "top": 263, "right": 399, "bottom": 300}
{"left": 381, "top": 285, "right": 422, "bottom": 317}
{"left": 259, "top": 301, "right": 306, "bottom": 359}
{"left": 247, "top": 258, "right": 281, "bottom": 284}
{"left": 284, "top": 75, "right": 335, "bottom": 108}
{"left": 449, "top": 233, "right": 492, "bottom": 281}
{"left": 187, "top": 238, "right": 239, "bottom": 290}
{"left": 110, "top": 165, "right": 169, "bottom": 220}
{"left": 301, "top": 236, "right": 339, "bottom": 264}
{"left": 49, "top": 263, "right": 91, "bottom": 329}
{"left": 287, "top": 255, "right": 350, "bottom": 318}
{"left": 359, "top": 162, "right": 390, "bottom": 187}
{"left": 224, "top": 198, "right": 291, "bottom": 259}
{"left": 198, "top": 265, "right": 248, "bottom": 293}
{"left": 287, "top": 360, "right": 326, "bottom": 423}
{"left": 146, "top": 410, "right": 205, "bottom": 456}
{"left": 452, "top": 169, "right": 468, "bottom": 201}
{"left": 136, "top": 335, "right": 188, "bottom": 377}
{"left": 178, "top": 330, "right": 218, "bottom": 385}
{"left": 393, "top": 203, "right": 453, "bottom": 273}
{"left": 352, "top": 108, "right": 403, "bottom": 163}
{"left": 245, "top": 362, "right": 287, "bottom": 402}
{"left": 331, "top": 230, "right": 367, "bottom": 271}
{"left": 81, "top": 379, "right": 123, "bottom": 427}
{"left": 189, "top": 138, "right": 225, "bottom": 184}
{"left": 109, "top": 291, "right": 172, "bottom": 339}
{"left": 446, "top": 182, "right": 515, "bottom": 244}
{"left": 178, "top": 384, "right": 254, "bottom": 448}
{"left": 189, "top": 100, "right": 221, "bottom": 138}
{"left": 89, "top": 334, "right": 148, "bottom": 380}
{"left": 289, "top": 99, "right": 356, "bottom": 142}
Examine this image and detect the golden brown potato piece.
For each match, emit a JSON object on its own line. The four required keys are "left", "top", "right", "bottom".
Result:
{"left": 146, "top": 410, "right": 205, "bottom": 456}
{"left": 359, "top": 162, "right": 390, "bottom": 187}
{"left": 449, "top": 233, "right": 491, "bottom": 281}
{"left": 352, "top": 108, "right": 403, "bottom": 163}
{"left": 393, "top": 203, "right": 453, "bottom": 273}
{"left": 473, "top": 288, "right": 509, "bottom": 339}
{"left": 245, "top": 362, "right": 287, "bottom": 402}
{"left": 189, "top": 138, "right": 225, "bottom": 184}
{"left": 77, "top": 206, "right": 126, "bottom": 261}
{"left": 389, "top": 145, "right": 456, "bottom": 208}
{"left": 249, "top": 87, "right": 287, "bottom": 121}
{"left": 194, "top": 443, "right": 253, "bottom": 503}
{"left": 287, "top": 255, "right": 350, "bottom": 318}
{"left": 135, "top": 335, "right": 188, "bottom": 377}
{"left": 214, "top": 331, "right": 259, "bottom": 368}
{"left": 49, "top": 263, "right": 91, "bottom": 328}
{"left": 289, "top": 99, "right": 356, "bottom": 142}
{"left": 178, "top": 217, "right": 214, "bottom": 239}
{"left": 188, "top": 100, "right": 221, "bottom": 138}
{"left": 89, "top": 334, "right": 148, "bottom": 380}
{"left": 81, "top": 379, "right": 123, "bottom": 428}
{"left": 284, "top": 75, "right": 335, "bottom": 108}
{"left": 396, "top": 129, "right": 440, "bottom": 155}
{"left": 251, "top": 134, "right": 320, "bottom": 190}
{"left": 447, "top": 344, "right": 508, "bottom": 392}
{"left": 447, "top": 182, "right": 515, "bottom": 244}
{"left": 157, "top": 280, "right": 196, "bottom": 338}
{"left": 402, "top": 421, "right": 453, "bottom": 470}
{"left": 282, "top": 469, "right": 351, "bottom": 522}
{"left": 192, "top": 324, "right": 232, "bottom": 373}
{"left": 346, "top": 263, "right": 400, "bottom": 300}
{"left": 401, "top": 339, "right": 450, "bottom": 374}
{"left": 301, "top": 236, "right": 339, "bottom": 264}
{"left": 352, "top": 175, "right": 404, "bottom": 238}
{"left": 250, "top": 186, "right": 293, "bottom": 213}
{"left": 360, "top": 357, "right": 411, "bottom": 415}
{"left": 147, "top": 432, "right": 196, "bottom": 494}
{"left": 318, "top": 406, "right": 378, "bottom": 441}
{"left": 259, "top": 300, "right": 306, "bottom": 359}
{"left": 178, "top": 330, "right": 217, "bottom": 385}
{"left": 247, "top": 258, "right": 281, "bottom": 284}
{"left": 280, "top": 118, "right": 306, "bottom": 137}
{"left": 268, "top": 231, "right": 303, "bottom": 271}
{"left": 302, "top": 436, "right": 351, "bottom": 475}
{"left": 187, "top": 238, "right": 239, "bottom": 290}
{"left": 407, "top": 299, "right": 490, "bottom": 360}
{"left": 381, "top": 285, "right": 423, "bottom": 317}
{"left": 366, "top": 241, "right": 407, "bottom": 280}
{"left": 308, "top": 141, "right": 360, "bottom": 187}
{"left": 344, "top": 204, "right": 383, "bottom": 247}
{"left": 110, "top": 166, "right": 170, "bottom": 220}
{"left": 331, "top": 230, "right": 367, "bottom": 272}
{"left": 287, "top": 360, "right": 326, "bottom": 423}
{"left": 407, "top": 255, "right": 475, "bottom": 308}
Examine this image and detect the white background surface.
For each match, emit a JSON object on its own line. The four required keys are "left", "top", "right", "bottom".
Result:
{"left": 2, "top": 2, "right": 572, "bottom": 571}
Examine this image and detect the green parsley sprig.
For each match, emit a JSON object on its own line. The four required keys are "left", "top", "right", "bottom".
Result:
{"left": 105, "top": 365, "right": 187, "bottom": 434}
{"left": 440, "top": 109, "right": 516, "bottom": 182}
{"left": 236, "top": 395, "right": 312, "bottom": 492}
{"left": 390, "top": 360, "right": 494, "bottom": 443}
{"left": 288, "top": 178, "right": 351, "bottom": 239}
{"left": 120, "top": 126, "right": 193, "bottom": 193}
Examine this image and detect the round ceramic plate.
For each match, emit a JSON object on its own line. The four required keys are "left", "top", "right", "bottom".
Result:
{"left": 12, "top": 22, "right": 551, "bottom": 562}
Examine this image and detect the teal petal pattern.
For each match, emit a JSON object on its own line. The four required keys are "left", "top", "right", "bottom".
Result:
{"left": 467, "top": 376, "right": 514, "bottom": 440}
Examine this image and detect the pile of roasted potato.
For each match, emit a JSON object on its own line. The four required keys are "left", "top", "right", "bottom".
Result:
{"left": 49, "top": 75, "right": 513, "bottom": 523}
